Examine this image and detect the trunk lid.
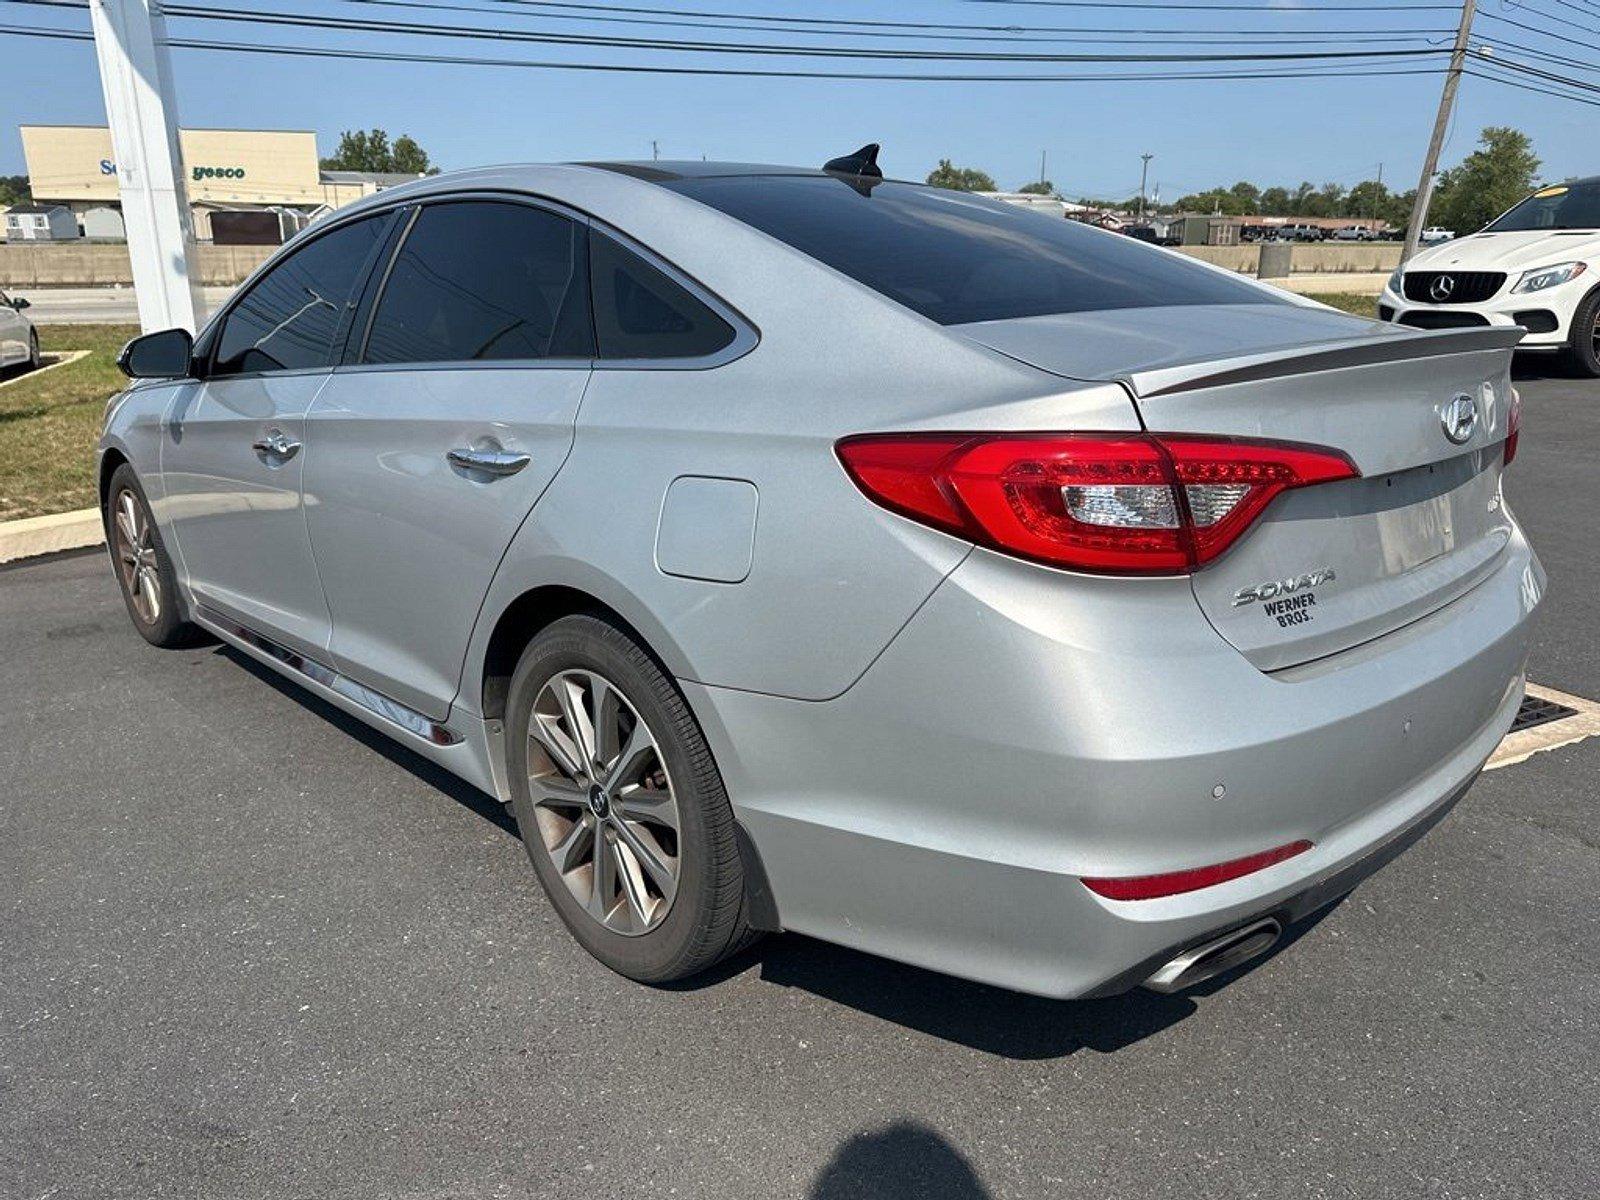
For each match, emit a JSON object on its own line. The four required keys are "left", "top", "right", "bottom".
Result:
{"left": 958, "top": 305, "right": 1523, "bottom": 670}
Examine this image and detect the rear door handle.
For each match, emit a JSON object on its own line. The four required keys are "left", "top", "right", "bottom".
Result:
{"left": 447, "top": 448, "right": 532, "bottom": 477}
{"left": 251, "top": 430, "right": 301, "bottom": 460}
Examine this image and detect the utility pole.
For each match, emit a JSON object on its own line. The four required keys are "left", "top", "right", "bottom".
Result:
{"left": 88, "top": 0, "right": 201, "bottom": 333}
{"left": 651, "top": 139, "right": 659, "bottom": 161}
{"left": 1040, "top": 149, "right": 1047, "bottom": 188}
{"left": 1138, "top": 152, "right": 1154, "bottom": 220}
{"left": 1402, "top": 0, "right": 1477, "bottom": 264}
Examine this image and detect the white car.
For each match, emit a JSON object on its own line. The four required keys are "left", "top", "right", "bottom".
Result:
{"left": 1381, "top": 177, "right": 1600, "bottom": 375}
{"left": 1419, "top": 227, "right": 1454, "bottom": 244}
{"left": 0, "top": 288, "right": 40, "bottom": 375}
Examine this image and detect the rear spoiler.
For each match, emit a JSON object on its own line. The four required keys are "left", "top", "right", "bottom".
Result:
{"left": 1130, "top": 324, "right": 1524, "bottom": 399}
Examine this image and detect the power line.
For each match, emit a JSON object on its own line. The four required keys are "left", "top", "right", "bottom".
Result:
{"left": 324, "top": 0, "right": 1455, "bottom": 46}
{"left": 0, "top": 22, "right": 1448, "bottom": 83}
{"left": 133, "top": 4, "right": 1460, "bottom": 66}
{"left": 1466, "top": 63, "right": 1600, "bottom": 107}
{"left": 961, "top": 0, "right": 1459, "bottom": 10}
{"left": 427, "top": 0, "right": 1457, "bottom": 35}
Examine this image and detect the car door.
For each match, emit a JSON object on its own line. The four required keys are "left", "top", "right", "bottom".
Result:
{"left": 0, "top": 290, "right": 23, "bottom": 365}
{"left": 302, "top": 197, "right": 593, "bottom": 720}
{"left": 159, "top": 211, "right": 396, "bottom": 657}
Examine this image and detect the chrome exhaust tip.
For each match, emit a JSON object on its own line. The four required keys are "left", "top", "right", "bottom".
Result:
{"left": 1143, "top": 917, "right": 1282, "bottom": 994}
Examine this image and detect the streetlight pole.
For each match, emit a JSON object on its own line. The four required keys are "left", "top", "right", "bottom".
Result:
{"left": 1402, "top": 0, "right": 1478, "bottom": 265}
{"left": 1138, "top": 153, "right": 1154, "bottom": 220}
{"left": 87, "top": 0, "right": 201, "bottom": 333}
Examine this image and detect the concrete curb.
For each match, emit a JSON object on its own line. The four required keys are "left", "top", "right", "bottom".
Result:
{"left": 0, "top": 507, "right": 103, "bottom": 563}
{"left": 0, "top": 349, "right": 91, "bottom": 390}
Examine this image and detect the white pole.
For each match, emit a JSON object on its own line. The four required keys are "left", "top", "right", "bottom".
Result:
{"left": 88, "top": 0, "right": 201, "bottom": 333}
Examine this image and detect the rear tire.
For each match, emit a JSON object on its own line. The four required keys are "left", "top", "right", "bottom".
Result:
{"left": 103, "top": 463, "right": 205, "bottom": 648}
{"left": 1563, "top": 290, "right": 1600, "bottom": 377}
{"left": 27, "top": 329, "right": 40, "bottom": 371}
{"left": 506, "top": 613, "right": 759, "bottom": 983}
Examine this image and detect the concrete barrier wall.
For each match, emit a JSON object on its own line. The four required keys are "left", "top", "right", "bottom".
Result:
{"left": 1, "top": 238, "right": 1404, "bottom": 287}
{"left": 0, "top": 243, "right": 276, "bottom": 287}
{"left": 1176, "top": 243, "right": 1403, "bottom": 275}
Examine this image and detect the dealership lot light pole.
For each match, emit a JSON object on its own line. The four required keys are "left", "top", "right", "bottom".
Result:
{"left": 87, "top": 0, "right": 202, "bottom": 333}
{"left": 1402, "top": 0, "right": 1478, "bottom": 265}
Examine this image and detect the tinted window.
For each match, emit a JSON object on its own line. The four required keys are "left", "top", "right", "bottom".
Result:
{"left": 211, "top": 214, "right": 386, "bottom": 376}
{"left": 664, "top": 175, "right": 1281, "bottom": 325}
{"left": 363, "top": 201, "right": 591, "bottom": 365}
{"left": 1486, "top": 180, "right": 1600, "bottom": 232}
{"left": 590, "top": 232, "right": 735, "bottom": 359}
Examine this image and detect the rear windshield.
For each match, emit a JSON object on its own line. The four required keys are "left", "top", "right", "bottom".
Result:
{"left": 662, "top": 175, "right": 1281, "bottom": 326}
{"left": 1485, "top": 180, "right": 1600, "bottom": 233}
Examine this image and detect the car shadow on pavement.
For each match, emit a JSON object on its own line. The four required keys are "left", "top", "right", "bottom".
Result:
{"left": 1512, "top": 354, "right": 1587, "bottom": 382}
{"left": 216, "top": 642, "right": 1340, "bottom": 1059}
{"left": 684, "top": 901, "right": 1340, "bottom": 1060}
{"left": 215, "top": 645, "right": 518, "bottom": 836}
{"left": 810, "top": 1121, "right": 991, "bottom": 1199}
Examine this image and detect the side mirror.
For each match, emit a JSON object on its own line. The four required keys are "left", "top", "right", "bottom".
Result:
{"left": 11, "top": 297, "right": 29, "bottom": 310}
{"left": 117, "top": 328, "right": 194, "bottom": 379}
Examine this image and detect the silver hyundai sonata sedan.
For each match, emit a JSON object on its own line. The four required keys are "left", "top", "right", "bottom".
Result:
{"left": 100, "top": 153, "right": 1543, "bottom": 998}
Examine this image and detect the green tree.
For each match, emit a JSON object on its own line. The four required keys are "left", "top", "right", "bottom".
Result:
{"left": 1227, "top": 180, "right": 1261, "bottom": 213}
{"left": 0, "top": 174, "right": 30, "bottom": 208}
{"left": 1259, "top": 186, "right": 1292, "bottom": 215}
{"left": 320, "top": 128, "right": 439, "bottom": 175}
{"left": 391, "top": 135, "right": 435, "bottom": 175}
{"left": 1430, "top": 126, "right": 1540, "bottom": 234}
{"left": 1017, "top": 179, "right": 1056, "bottom": 196}
{"left": 926, "top": 159, "right": 997, "bottom": 191}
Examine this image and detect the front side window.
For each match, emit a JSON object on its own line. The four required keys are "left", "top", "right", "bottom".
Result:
{"left": 1486, "top": 180, "right": 1600, "bottom": 233}
{"left": 589, "top": 232, "right": 736, "bottom": 360}
{"left": 664, "top": 175, "right": 1283, "bottom": 326}
{"left": 211, "top": 214, "right": 387, "bottom": 377}
{"left": 363, "top": 201, "right": 591, "bottom": 365}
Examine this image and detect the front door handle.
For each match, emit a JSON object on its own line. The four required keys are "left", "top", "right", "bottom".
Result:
{"left": 447, "top": 448, "right": 532, "bottom": 477}
{"left": 251, "top": 430, "right": 301, "bottom": 460}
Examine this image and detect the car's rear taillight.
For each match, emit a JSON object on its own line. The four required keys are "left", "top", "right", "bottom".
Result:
{"left": 836, "top": 433, "right": 1358, "bottom": 575}
{"left": 1504, "top": 388, "right": 1522, "bottom": 466}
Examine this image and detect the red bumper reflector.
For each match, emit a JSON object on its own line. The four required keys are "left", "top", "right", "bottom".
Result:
{"left": 1081, "top": 839, "right": 1314, "bottom": 901}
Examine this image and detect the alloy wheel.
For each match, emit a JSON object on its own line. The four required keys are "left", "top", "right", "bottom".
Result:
{"left": 526, "top": 669, "right": 681, "bottom": 936}
{"left": 112, "top": 488, "right": 161, "bottom": 625}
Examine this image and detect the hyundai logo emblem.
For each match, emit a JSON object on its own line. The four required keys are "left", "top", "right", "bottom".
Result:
{"left": 1429, "top": 274, "right": 1456, "bottom": 302}
{"left": 1441, "top": 393, "right": 1478, "bottom": 445}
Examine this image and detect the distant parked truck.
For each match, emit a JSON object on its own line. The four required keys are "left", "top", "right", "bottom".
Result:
{"left": 2, "top": 204, "right": 80, "bottom": 241}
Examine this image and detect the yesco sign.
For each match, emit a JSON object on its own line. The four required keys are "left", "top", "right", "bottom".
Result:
{"left": 96, "top": 160, "right": 247, "bottom": 181}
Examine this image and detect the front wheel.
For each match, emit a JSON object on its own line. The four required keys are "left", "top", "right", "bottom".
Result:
{"left": 103, "top": 463, "right": 205, "bottom": 648}
{"left": 26, "top": 329, "right": 40, "bottom": 371}
{"left": 506, "top": 613, "right": 759, "bottom": 983}
{"left": 1564, "top": 290, "right": 1600, "bottom": 377}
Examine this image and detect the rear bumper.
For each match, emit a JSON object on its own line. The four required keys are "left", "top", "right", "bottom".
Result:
{"left": 691, "top": 523, "right": 1543, "bottom": 999}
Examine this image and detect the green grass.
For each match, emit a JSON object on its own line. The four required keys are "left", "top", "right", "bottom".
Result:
{"left": 0, "top": 324, "right": 137, "bottom": 521}
{"left": 1309, "top": 292, "right": 1380, "bottom": 319}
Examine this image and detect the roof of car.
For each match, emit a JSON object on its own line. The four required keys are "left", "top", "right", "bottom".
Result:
{"left": 575, "top": 161, "right": 833, "bottom": 182}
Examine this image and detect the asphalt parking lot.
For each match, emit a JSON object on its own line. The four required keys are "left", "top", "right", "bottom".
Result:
{"left": 2, "top": 362, "right": 1597, "bottom": 1200}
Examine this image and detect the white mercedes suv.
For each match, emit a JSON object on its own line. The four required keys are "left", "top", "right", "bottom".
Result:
{"left": 1380, "top": 177, "right": 1600, "bottom": 375}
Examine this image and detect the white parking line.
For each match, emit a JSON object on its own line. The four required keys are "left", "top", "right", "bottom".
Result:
{"left": 1487, "top": 683, "right": 1600, "bottom": 770}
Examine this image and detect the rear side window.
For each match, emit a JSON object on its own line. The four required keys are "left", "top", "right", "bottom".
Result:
{"left": 363, "top": 201, "right": 592, "bottom": 365}
{"left": 664, "top": 175, "right": 1282, "bottom": 326}
{"left": 211, "top": 214, "right": 387, "bottom": 376}
{"left": 590, "top": 231, "right": 735, "bottom": 360}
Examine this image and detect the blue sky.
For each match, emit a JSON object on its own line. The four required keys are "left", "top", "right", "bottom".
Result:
{"left": 1, "top": 1, "right": 1592, "bottom": 199}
